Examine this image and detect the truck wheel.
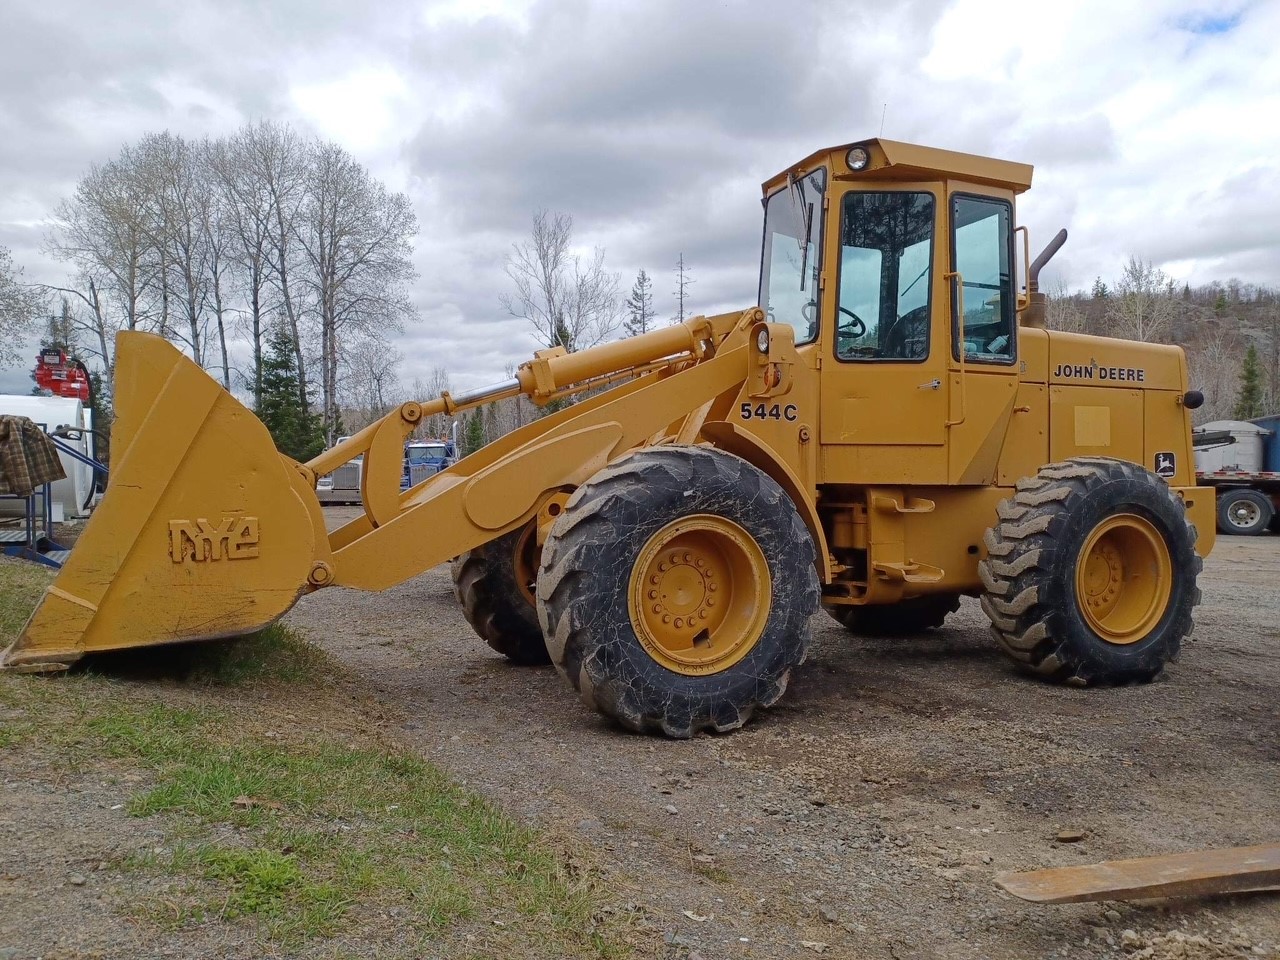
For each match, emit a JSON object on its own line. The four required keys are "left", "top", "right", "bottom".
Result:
{"left": 537, "top": 446, "right": 820, "bottom": 738}
{"left": 826, "top": 594, "right": 961, "bottom": 636}
{"left": 1216, "top": 488, "right": 1273, "bottom": 536}
{"left": 451, "top": 522, "right": 550, "bottom": 665}
{"left": 979, "top": 458, "right": 1200, "bottom": 686}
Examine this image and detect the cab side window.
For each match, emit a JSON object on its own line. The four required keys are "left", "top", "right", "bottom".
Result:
{"left": 835, "top": 191, "right": 935, "bottom": 362}
{"left": 951, "top": 196, "right": 1014, "bottom": 362}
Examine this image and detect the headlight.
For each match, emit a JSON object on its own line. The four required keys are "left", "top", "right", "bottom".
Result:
{"left": 846, "top": 146, "right": 870, "bottom": 171}
{"left": 756, "top": 328, "right": 770, "bottom": 353}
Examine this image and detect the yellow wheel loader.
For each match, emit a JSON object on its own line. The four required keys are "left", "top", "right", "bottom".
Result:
{"left": 4, "top": 138, "right": 1215, "bottom": 739}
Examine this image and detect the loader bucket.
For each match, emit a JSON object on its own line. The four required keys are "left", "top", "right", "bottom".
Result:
{"left": 1, "top": 332, "right": 327, "bottom": 670}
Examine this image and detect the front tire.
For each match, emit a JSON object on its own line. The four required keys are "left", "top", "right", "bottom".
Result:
{"left": 537, "top": 447, "right": 820, "bottom": 738}
{"left": 1216, "top": 488, "right": 1273, "bottom": 536}
{"left": 451, "top": 523, "right": 550, "bottom": 665}
{"left": 979, "top": 458, "right": 1201, "bottom": 686}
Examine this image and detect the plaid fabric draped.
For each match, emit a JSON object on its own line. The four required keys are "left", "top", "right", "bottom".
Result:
{"left": 0, "top": 415, "right": 67, "bottom": 497}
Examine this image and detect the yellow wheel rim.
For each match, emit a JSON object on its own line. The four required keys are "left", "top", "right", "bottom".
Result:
{"left": 513, "top": 522, "right": 540, "bottom": 607}
{"left": 627, "top": 515, "right": 771, "bottom": 676}
{"left": 1074, "top": 514, "right": 1172, "bottom": 645}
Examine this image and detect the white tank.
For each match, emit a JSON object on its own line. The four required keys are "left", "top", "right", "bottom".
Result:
{"left": 0, "top": 395, "right": 96, "bottom": 518}
{"left": 1193, "top": 419, "right": 1270, "bottom": 474}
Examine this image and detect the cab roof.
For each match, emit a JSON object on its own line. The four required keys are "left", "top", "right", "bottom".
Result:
{"left": 761, "top": 138, "right": 1034, "bottom": 196}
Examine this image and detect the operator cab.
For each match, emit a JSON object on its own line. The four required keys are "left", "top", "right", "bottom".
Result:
{"left": 759, "top": 138, "right": 1031, "bottom": 363}
{"left": 758, "top": 138, "right": 1034, "bottom": 484}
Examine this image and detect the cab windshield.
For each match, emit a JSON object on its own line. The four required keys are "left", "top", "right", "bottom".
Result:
{"left": 408, "top": 445, "right": 447, "bottom": 464}
{"left": 759, "top": 166, "right": 826, "bottom": 345}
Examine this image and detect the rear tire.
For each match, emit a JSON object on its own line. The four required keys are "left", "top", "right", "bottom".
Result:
{"left": 826, "top": 594, "right": 961, "bottom": 636}
{"left": 979, "top": 458, "right": 1200, "bottom": 686}
{"left": 538, "top": 446, "right": 819, "bottom": 738}
{"left": 451, "top": 523, "right": 550, "bottom": 665}
{"left": 1216, "top": 488, "right": 1272, "bottom": 536}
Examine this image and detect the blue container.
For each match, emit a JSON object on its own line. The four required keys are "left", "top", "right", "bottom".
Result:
{"left": 1250, "top": 415, "right": 1280, "bottom": 471}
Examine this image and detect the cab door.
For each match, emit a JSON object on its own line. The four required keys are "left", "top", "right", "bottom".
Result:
{"left": 819, "top": 184, "right": 949, "bottom": 484}
{"left": 945, "top": 189, "right": 1022, "bottom": 485}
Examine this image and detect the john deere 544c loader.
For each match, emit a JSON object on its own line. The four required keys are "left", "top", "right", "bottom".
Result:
{"left": 4, "top": 138, "right": 1215, "bottom": 738}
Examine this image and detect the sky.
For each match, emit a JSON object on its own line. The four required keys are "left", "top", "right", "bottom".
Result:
{"left": 1, "top": 0, "right": 1278, "bottom": 396}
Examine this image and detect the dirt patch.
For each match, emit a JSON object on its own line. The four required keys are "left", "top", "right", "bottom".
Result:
{"left": 0, "top": 578, "right": 646, "bottom": 960}
{"left": 284, "top": 509, "right": 1280, "bottom": 959}
{"left": 3, "top": 521, "right": 1278, "bottom": 960}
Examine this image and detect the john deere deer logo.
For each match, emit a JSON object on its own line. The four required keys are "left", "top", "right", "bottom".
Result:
{"left": 169, "top": 517, "right": 260, "bottom": 562}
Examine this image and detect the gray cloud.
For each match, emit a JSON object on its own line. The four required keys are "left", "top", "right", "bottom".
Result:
{"left": 0, "top": 0, "right": 1277, "bottom": 399}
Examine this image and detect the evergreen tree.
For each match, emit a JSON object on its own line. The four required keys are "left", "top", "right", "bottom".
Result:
{"left": 1091, "top": 277, "right": 1109, "bottom": 299}
{"left": 1234, "top": 344, "right": 1264, "bottom": 419}
{"left": 624, "top": 269, "right": 655, "bottom": 338}
{"left": 86, "top": 369, "right": 112, "bottom": 466}
{"left": 257, "top": 326, "right": 325, "bottom": 461}
{"left": 46, "top": 299, "right": 78, "bottom": 353}
{"left": 463, "top": 410, "right": 486, "bottom": 455}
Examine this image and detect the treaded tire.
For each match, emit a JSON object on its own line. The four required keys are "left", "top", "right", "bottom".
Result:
{"left": 826, "top": 594, "right": 961, "bottom": 636}
{"left": 1216, "top": 487, "right": 1273, "bottom": 536}
{"left": 979, "top": 457, "right": 1201, "bottom": 686}
{"left": 451, "top": 525, "right": 550, "bottom": 665}
{"left": 537, "top": 446, "right": 820, "bottom": 738}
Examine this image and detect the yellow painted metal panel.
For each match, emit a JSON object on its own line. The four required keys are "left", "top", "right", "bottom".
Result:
{"left": 948, "top": 371, "right": 1018, "bottom": 485}
{"left": 997, "top": 383, "right": 1048, "bottom": 486}
{"left": 1074, "top": 405, "right": 1112, "bottom": 447}
{"left": 1050, "top": 386, "right": 1144, "bottom": 463}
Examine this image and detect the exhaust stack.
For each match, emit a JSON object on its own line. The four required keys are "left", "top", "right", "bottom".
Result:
{"left": 1019, "top": 228, "right": 1068, "bottom": 329}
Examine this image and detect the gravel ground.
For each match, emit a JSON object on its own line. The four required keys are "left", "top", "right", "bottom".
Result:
{"left": 287, "top": 508, "right": 1280, "bottom": 960}
{"left": 2, "top": 517, "right": 1276, "bottom": 960}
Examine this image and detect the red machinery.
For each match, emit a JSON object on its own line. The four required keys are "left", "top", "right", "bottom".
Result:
{"left": 32, "top": 349, "right": 91, "bottom": 404}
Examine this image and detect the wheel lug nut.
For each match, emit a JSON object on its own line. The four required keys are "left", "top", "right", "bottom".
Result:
{"left": 683, "top": 552, "right": 692, "bottom": 562}
{"left": 674, "top": 617, "right": 684, "bottom": 628}
{"left": 648, "top": 590, "right": 657, "bottom": 599}
{"left": 708, "top": 583, "right": 718, "bottom": 592}
{"left": 652, "top": 604, "right": 662, "bottom": 614}
{"left": 659, "top": 562, "right": 668, "bottom": 572}
{"left": 695, "top": 559, "right": 704, "bottom": 568}
{"left": 707, "top": 597, "right": 716, "bottom": 607}
{"left": 662, "top": 614, "right": 671, "bottom": 624}
{"left": 650, "top": 575, "right": 660, "bottom": 585}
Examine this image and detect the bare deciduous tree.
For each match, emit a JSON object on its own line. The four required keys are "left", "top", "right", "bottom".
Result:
{"left": 414, "top": 364, "right": 453, "bottom": 438}
{"left": 243, "top": 121, "right": 311, "bottom": 406}
{"left": 1188, "top": 327, "right": 1242, "bottom": 424}
{"left": 501, "top": 210, "right": 620, "bottom": 353}
{"left": 1046, "top": 278, "right": 1088, "bottom": 334}
{"left": 46, "top": 152, "right": 156, "bottom": 386}
{"left": 1107, "top": 256, "right": 1178, "bottom": 343}
{"left": 340, "top": 334, "right": 403, "bottom": 431}
{"left": 207, "top": 131, "right": 278, "bottom": 405}
{"left": 297, "top": 141, "right": 418, "bottom": 444}
{"left": 137, "top": 132, "right": 213, "bottom": 368}
{"left": 0, "top": 246, "right": 44, "bottom": 367}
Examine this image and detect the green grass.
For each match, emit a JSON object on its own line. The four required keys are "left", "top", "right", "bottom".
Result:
{"left": 0, "top": 558, "right": 636, "bottom": 958}
{"left": 0, "top": 557, "right": 55, "bottom": 646}
{"left": 88, "top": 702, "right": 623, "bottom": 954}
{"left": 165, "top": 622, "right": 334, "bottom": 686}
